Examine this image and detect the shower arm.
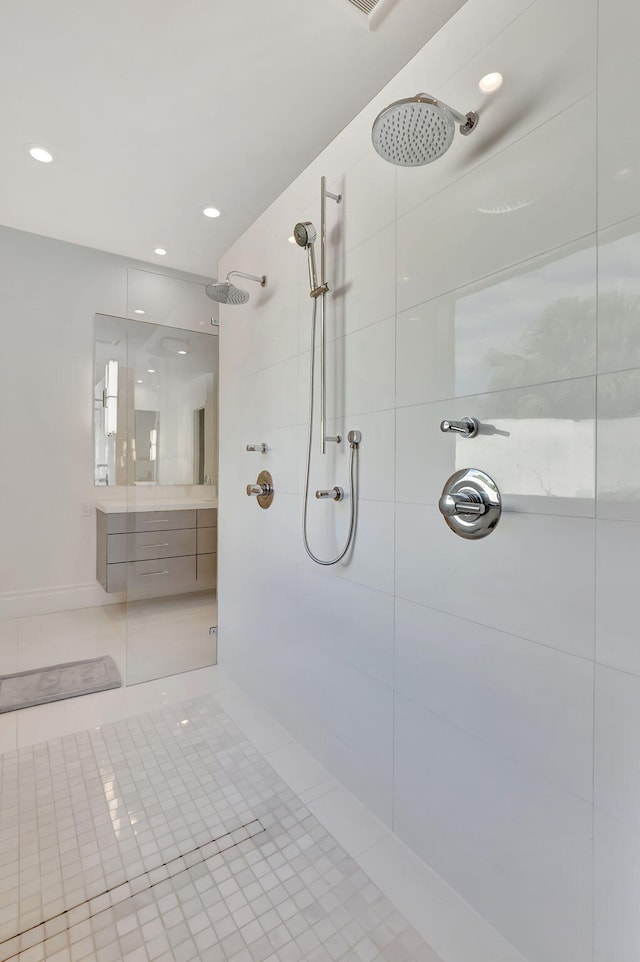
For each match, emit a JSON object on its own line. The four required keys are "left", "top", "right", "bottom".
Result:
{"left": 319, "top": 175, "right": 342, "bottom": 455}
{"left": 415, "top": 93, "right": 477, "bottom": 133}
{"left": 226, "top": 270, "right": 267, "bottom": 286}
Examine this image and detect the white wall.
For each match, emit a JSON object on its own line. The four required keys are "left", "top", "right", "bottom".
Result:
{"left": 0, "top": 228, "right": 215, "bottom": 618}
{"left": 217, "top": 0, "right": 638, "bottom": 960}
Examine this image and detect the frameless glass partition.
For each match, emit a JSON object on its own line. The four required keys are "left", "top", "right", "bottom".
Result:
{"left": 94, "top": 269, "right": 219, "bottom": 686}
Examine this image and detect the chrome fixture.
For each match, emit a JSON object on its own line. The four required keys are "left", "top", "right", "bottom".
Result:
{"left": 438, "top": 468, "right": 501, "bottom": 539}
{"left": 296, "top": 177, "right": 362, "bottom": 566}
{"left": 316, "top": 487, "right": 344, "bottom": 501}
{"left": 440, "top": 417, "right": 480, "bottom": 438}
{"left": 246, "top": 442, "right": 268, "bottom": 453}
{"left": 246, "top": 470, "right": 274, "bottom": 509}
{"left": 372, "top": 94, "right": 478, "bottom": 166}
{"left": 206, "top": 271, "right": 267, "bottom": 305}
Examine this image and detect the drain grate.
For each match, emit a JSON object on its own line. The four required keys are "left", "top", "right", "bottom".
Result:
{"left": 0, "top": 819, "right": 264, "bottom": 953}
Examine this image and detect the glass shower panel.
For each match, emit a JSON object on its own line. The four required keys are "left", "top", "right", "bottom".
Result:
{"left": 124, "top": 269, "right": 218, "bottom": 685}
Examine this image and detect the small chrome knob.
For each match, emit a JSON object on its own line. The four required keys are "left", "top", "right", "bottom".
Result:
{"left": 315, "top": 487, "right": 344, "bottom": 501}
{"left": 247, "top": 483, "right": 271, "bottom": 497}
{"left": 440, "top": 417, "right": 479, "bottom": 438}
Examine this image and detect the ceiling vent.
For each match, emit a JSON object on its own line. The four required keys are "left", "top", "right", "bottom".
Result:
{"left": 345, "top": 0, "right": 399, "bottom": 28}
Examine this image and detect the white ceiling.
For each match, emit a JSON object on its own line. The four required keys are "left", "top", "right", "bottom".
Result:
{"left": 0, "top": 0, "right": 464, "bottom": 277}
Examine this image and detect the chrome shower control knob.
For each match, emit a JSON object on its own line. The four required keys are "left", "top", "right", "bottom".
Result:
{"left": 315, "top": 487, "right": 344, "bottom": 501}
{"left": 246, "top": 471, "right": 274, "bottom": 509}
{"left": 438, "top": 493, "right": 486, "bottom": 517}
{"left": 440, "top": 417, "right": 479, "bottom": 438}
{"left": 438, "top": 468, "right": 501, "bottom": 539}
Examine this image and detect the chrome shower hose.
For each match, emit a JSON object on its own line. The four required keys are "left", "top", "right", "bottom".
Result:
{"left": 302, "top": 296, "right": 359, "bottom": 565}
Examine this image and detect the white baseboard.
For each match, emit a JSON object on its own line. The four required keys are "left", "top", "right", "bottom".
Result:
{"left": 0, "top": 582, "right": 124, "bottom": 621}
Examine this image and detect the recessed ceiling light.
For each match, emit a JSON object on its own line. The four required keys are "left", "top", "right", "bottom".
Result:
{"left": 136, "top": 379, "right": 143, "bottom": 383}
{"left": 203, "top": 207, "right": 221, "bottom": 218}
{"left": 133, "top": 309, "right": 145, "bottom": 315}
{"left": 147, "top": 368, "right": 155, "bottom": 373}
{"left": 154, "top": 248, "right": 167, "bottom": 256}
{"left": 177, "top": 350, "right": 187, "bottom": 355}
{"left": 479, "top": 72, "right": 503, "bottom": 93}
{"left": 28, "top": 145, "right": 54, "bottom": 163}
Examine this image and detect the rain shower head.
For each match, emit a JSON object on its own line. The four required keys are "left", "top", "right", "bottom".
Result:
{"left": 205, "top": 271, "right": 266, "bottom": 305}
{"left": 371, "top": 94, "right": 478, "bottom": 167}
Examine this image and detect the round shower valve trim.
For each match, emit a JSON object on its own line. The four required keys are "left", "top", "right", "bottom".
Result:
{"left": 438, "top": 468, "right": 501, "bottom": 539}
{"left": 246, "top": 470, "right": 274, "bottom": 509}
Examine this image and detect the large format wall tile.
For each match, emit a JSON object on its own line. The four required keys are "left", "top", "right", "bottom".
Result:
{"left": 394, "top": 694, "right": 593, "bottom": 962}
{"left": 395, "top": 503, "right": 595, "bottom": 658}
{"left": 395, "top": 598, "right": 594, "bottom": 800}
{"left": 326, "top": 314, "right": 396, "bottom": 419}
{"left": 598, "top": 219, "right": 640, "bottom": 374}
{"left": 597, "top": 368, "right": 640, "bottom": 521}
{"left": 396, "top": 238, "right": 596, "bottom": 407}
{"left": 594, "top": 664, "right": 640, "bottom": 832}
{"left": 396, "top": 97, "right": 596, "bottom": 314}
{"left": 596, "top": 520, "right": 640, "bottom": 676}
{"left": 594, "top": 808, "right": 640, "bottom": 962}
{"left": 598, "top": 0, "right": 640, "bottom": 227}
{"left": 396, "top": 378, "right": 595, "bottom": 517}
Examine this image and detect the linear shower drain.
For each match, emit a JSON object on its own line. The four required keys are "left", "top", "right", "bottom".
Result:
{"left": 1, "top": 818, "right": 265, "bottom": 952}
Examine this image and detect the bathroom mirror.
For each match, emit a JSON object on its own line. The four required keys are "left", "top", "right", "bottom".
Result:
{"left": 94, "top": 314, "right": 218, "bottom": 486}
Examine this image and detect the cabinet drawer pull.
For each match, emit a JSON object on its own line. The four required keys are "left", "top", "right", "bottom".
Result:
{"left": 140, "top": 519, "right": 169, "bottom": 524}
{"left": 139, "top": 570, "right": 169, "bottom": 577}
{"left": 141, "top": 542, "right": 170, "bottom": 548}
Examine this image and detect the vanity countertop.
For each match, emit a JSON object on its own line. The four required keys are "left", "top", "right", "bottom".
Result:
{"left": 95, "top": 499, "right": 217, "bottom": 514}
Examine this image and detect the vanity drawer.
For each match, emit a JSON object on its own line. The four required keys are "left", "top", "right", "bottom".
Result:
{"left": 106, "top": 555, "right": 197, "bottom": 598}
{"left": 106, "top": 510, "right": 197, "bottom": 535}
{"left": 197, "top": 508, "right": 217, "bottom": 528}
{"left": 196, "top": 553, "right": 217, "bottom": 589}
{"left": 107, "top": 529, "right": 197, "bottom": 564}
{"left": 196, "top": 527, "right": 217, "bottom": 555}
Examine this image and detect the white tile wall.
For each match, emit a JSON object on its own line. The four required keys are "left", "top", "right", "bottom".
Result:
{"left": 215, "top": 0, "right": 637, "bottom": 960}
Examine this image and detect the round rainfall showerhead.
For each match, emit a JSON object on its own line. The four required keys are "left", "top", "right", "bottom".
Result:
{"left": 293, "top": 222, "right": 317, "bottom": 248}
{"left": 372, "top": 94, "right": 478, "bottom": 167}
{"left": 205, "top": 270, "right": 266, "bottom": 305}
{"left": 205, "top": 281, "right": 250, "bottom": 305}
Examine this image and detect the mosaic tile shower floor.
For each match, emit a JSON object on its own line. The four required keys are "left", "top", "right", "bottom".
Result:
{"left": 0, "top": 695, "right": 439, "bottom": 962}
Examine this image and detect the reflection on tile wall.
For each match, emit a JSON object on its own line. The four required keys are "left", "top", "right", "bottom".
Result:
{"left": 218, "top": 0, "right": 638, "bottom": 960}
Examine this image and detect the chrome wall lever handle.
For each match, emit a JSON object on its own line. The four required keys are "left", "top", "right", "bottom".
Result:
{"left": 440, "top": 417, "right": 479, "bottom": 438}
{"left": 246, "top": 443, "right": 268, "bottom": 453}
{"left": 246, "top": 484, "right": 268, "bottom": 496}
{"left": 315, "top": 487, "right": 344, "bottom": 501}
{"left": 438, "top": 493, "right": 486, "bottom": 517}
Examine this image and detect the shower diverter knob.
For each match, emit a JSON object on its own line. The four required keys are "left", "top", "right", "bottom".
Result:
{"left": 438, "top": 468, "right": 501, "bottom": 539}
{"left": 246, "top": 470, "right": 274, "bottom": 509}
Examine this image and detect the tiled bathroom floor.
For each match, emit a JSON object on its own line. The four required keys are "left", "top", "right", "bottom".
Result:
{"left": 0, "top": 694, "right": 440, "bottom": 962}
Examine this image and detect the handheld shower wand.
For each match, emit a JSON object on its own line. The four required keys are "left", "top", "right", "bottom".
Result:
{"left": 293, "top": 222, "right": 327, "bottom": 299}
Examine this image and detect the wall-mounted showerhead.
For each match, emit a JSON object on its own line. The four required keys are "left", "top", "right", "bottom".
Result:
{"left": 205, "top": 271, "right": 266, "bottom": 305}
{"left": 293, "top": 222, "right": 317, "bottom": 248}
{"left": 372, "top": 93, "right": 478, "bottom": 167}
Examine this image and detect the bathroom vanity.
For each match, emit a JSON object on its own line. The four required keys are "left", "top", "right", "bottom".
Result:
{"left": 96, "top": 500, "right": 217, "bottom": 601}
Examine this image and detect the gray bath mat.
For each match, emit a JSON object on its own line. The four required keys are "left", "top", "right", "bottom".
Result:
{"left": 0, "top": 656, "right": 122, "bottom": 713}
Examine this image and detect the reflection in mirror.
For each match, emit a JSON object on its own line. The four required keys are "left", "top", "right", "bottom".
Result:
{"left": 94, "top": 314, "right": 218, "bottom": 486}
